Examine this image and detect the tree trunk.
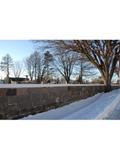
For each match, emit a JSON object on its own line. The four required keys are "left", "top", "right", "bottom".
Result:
{"left": 65, "top": 77, "right": 70, "bottom": 84}
{"left": 104, "top": 77, "right": 111, "bottom": 92}
{"left": 78, "top": 75, "right": 83, "bottom": 84}
{"left": 100, "top": 69, "right": 112, "bottom": 92}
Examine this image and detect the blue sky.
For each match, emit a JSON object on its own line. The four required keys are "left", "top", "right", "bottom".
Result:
{"left": 0, "top": 40, "right": 35, "bottom": 61}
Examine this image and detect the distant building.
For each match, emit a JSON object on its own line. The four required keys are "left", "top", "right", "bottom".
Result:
{"left": 9, "top": 77, "right": 29, "bottom": 84}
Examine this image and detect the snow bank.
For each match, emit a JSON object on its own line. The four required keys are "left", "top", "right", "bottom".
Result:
{"left": 63, "top": 90, "right": 120, "bottom": 119}
{"left": 96, "top": 91, "right": 120, "bottom": 119}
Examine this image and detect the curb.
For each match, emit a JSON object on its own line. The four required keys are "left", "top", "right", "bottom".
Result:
{"left": 96, "top": 94, "right": 120, "bottom": 119}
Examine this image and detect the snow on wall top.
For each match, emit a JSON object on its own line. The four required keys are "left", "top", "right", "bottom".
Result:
{"left": 0, "top": 84, "right": 106, "bottom": 88}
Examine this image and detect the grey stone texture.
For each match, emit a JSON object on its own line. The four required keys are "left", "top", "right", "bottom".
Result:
{"left": 0, "top": 85, "right": 119, "bottom": 119}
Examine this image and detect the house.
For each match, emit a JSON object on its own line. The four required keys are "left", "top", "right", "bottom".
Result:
{"left": 9, "top": 77, "right": 29, "bottom": 84}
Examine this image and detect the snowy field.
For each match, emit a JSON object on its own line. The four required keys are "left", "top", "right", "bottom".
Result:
{"left": 22, "top": 89, "right": 120, "bottom": 120}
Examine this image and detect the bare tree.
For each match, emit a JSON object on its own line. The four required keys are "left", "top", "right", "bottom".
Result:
{"left": 31, "top": 51, "right": 41, "bottom": 80}
{"left": 53, "top": 51, "right": 78, "bottom": 83}
{"left": 13, "top": 61, "right": 23, "bottom": 78}
{"left": 75, "top": 55, "right": 97, "bottom": 83}
{"left": 43, "top": 51, "right": 54, "bottom": 82}
{"left": 25, "top": 54, "right": 35, "bottom": 81}
{"left": 25, "top": 51, "right": 54, "bottom": 83}
{"left": 38, "top": 40, "right": 120, "bottom": 91}
{"left": 36, "top": 52, "right": 46, "bottom": 83}
{"left": 1, "top": 54, "right": 13, "bottom": 83}
{"left": 65, "top": 40, "right": 120, "bottom": 91}
{"left": 34, "top": 41, "right": 78, "bottom": 83}
{"left": 34, "top": 40, "right": 97, "bottom": 84}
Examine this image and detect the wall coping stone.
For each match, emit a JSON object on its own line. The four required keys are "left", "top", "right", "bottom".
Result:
{"left": 0, "top": 84, "right": 107, "bottom": 89}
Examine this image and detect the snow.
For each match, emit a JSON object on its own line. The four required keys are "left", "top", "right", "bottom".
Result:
{"left": 96, "top": 93, "right": 120, "bottom": 119}
{"left": 0, "top": 84, "right": 105, "bottom": 88}
{"left": 22, "top": 89, "right": 120, "bottom": 120}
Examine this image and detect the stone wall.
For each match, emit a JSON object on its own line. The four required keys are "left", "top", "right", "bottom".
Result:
{"left": 0, "top": 84, "right": 119, "bottom": 119}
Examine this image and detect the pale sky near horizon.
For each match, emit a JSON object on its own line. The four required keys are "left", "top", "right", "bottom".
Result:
{"left": 0, "top": 40, "right": 37, "bottom": 78}
{"left": 0, "top": 40, "right": 35, "bottom": 61}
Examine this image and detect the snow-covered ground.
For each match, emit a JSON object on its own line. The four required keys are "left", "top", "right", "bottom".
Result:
{"left": 22, "top": 89, "right": 120, "bottom": 120}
